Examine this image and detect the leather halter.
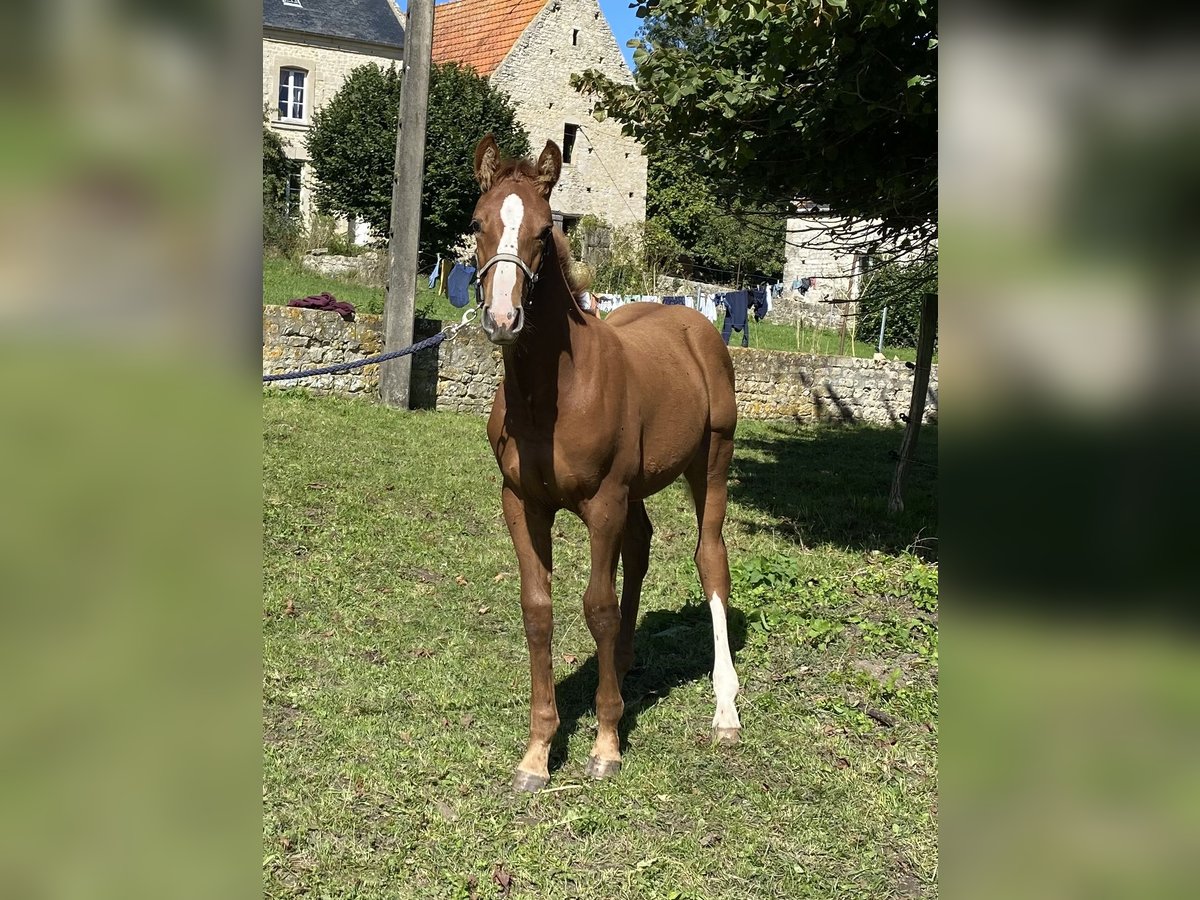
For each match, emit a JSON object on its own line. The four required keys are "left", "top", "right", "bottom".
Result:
{"left": 474, "top": 235, "right": 549, "bottom": 308}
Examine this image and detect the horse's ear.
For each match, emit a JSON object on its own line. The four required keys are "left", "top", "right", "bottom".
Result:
{"left": 535, "top": 141, "right": 562, "bottom": 198}
{"left": 474, "top": 134, "right": 500, "bottom": 192}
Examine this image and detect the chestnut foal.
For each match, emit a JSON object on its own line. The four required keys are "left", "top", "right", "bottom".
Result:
{"left": 471, "top": 135, "right": 741, "bottom": 792}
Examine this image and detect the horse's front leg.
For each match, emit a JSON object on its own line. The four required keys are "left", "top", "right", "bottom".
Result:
{"left": 502, "top": 487, "right": 557, "bottom": 792}
{"left": 580, "top": 491, "right": 628, "bottom": 779}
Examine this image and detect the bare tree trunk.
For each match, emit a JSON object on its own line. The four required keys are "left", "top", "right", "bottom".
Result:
{"left": 888, "top": 293, "right": 937, "bottom": 515}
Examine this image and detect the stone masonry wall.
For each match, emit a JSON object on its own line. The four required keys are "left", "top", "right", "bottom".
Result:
{"left": 490, "top": 0, "right": 648, "bottom": 229}
{"left": 263, "top": 307, "right": 938, "bottom": 425}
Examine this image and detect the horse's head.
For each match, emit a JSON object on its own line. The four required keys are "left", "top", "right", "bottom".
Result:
{"left": 471, "top": 134, "right": 562, "bottom": 345}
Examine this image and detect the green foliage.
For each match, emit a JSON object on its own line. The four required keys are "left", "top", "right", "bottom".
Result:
{"left": 263, "top": 124, "right": 300, "bottom": 256}
{"left": 856, "top": 258, "right": 938, "bottom": 350}
{"left": 573, "top": 0, "right": 937, "bottom": 247}
{"left": 304, "top": 62, "right": 530, "bottom": 258}
{"left": 647, "top": 144, "right": 785, "bottom": 285}
{"left": 589, "top": 218, "right": 684, "bottom": 294}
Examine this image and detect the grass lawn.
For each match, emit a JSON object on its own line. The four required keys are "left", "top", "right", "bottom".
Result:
{"left": 716, "top": 315, "right": 922, "bottom": 363}
{"left": 263, "top": 255, "right": 924, "bottom": 361}
{"left": 263, "top": 393, "right": 938, "bottom": 899}
{"left": 263, "top": 254, "right": 462, "bottom": 321}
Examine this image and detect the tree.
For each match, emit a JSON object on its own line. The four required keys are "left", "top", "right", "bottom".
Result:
{"left": 263, "top": 122, "right": 299, "bottom": 255}
{"left": 648, "top": 145, "right": 785, "bottom": 285}
{"left": 305, "top": 62, "right": 530, "bottom": 257}
{"left": 857, "top": 258, "right": 938, "bottom": 349}
{"left": 573, "top": 0, "right": 937, "bottom": 249}
{"left": 262, "top": 123, "right": 290, "bottom": 210}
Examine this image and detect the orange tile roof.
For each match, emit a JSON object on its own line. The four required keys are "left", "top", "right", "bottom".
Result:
{"left": 432, "top": 0, "right": 547, "bottom": 77}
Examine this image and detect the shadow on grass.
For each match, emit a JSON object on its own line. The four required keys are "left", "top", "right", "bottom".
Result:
{"left": 547, "top": 605, "right": 747, "bottom": 770}
{"left": 730, "top": 421, "right": 938, "bottom": 559}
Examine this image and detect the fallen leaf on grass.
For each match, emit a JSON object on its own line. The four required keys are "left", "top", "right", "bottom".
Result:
{"left": 835, "top": 757, "right": 850, "bottom": 769}
{"left": 460, "top": 714, "right": 475, "bottom": 728}
{"left": 455, "top": 575, "right": 469, "bottom": 586}
{"left": 284, "top": 599, "right": 297, "bottom": 617}
{"left": 699, "top": 832, "right": 721, "bottom": 847}
{"left": 321, "top": 629, "right": 335, "bottom": 638}
{"left": 492, "top": 864, "right": 514, "bottom": 897}
{"left": 306, "top": 482, "right": 327, "bottom": 490}
{"left": 562, "top": 654, "right": 578, "bottom": 665}
{"left": 477, "top": 605, "right": 490, "bottom": 614}
{"left": 493, "top": 572, "right": 511, "bottom": 582}
{"left": 410, "top": 647, "right": 434, "bottom": 658}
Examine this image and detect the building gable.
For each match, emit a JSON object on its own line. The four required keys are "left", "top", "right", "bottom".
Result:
{"left": 431, "top": 0, "right": 546, "bottom": 77}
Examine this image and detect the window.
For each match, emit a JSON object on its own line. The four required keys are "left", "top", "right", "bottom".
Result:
{"left": 562, "top": 123, "right": 578, "bottom": 163}
{"left": 572, "top": 28, "right": 579, "bottom": 46}
{"left": 284, "top": 162, "right": 303, "bottom": 218}
{"left": 560, "top": 215, "right": 580, "bottom": 236}
{"left": 278, "top": 67, "right": 307, "bottom": 122}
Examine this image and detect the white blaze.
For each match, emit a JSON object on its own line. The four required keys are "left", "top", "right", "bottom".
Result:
{"left": 489, "top": 194, "right": 524, "bottom": 326}
{"left": 710, "top": 592, "right": 742, "bottom": 731}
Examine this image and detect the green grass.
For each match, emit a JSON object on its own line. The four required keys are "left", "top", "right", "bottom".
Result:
{"left": 263, "top": 254, "right": 461, "bottom": 321}
{"left": 263, "top": 393, "right": 938, "bottom": 899}
{"left": 263, "top": 255, "right": 924, "bottom": 359}
{"left": 715, "top": 315, "right": 922, "bottom": 363}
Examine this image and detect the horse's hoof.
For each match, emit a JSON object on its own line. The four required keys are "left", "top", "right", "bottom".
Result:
{"left": 512, "top": 769, "right": 549, "bottom": 793}
{"left": 712, "top": 726, "right": 742, "bottom": 746}
{"left": 584, "top": 755, "right": 622, "bottom": 779}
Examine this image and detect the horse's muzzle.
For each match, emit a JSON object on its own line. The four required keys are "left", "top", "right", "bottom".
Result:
{"left": 482, "top": 304, "right": 524, "bottom": 345}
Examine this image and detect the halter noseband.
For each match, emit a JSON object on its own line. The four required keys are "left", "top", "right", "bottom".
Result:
{"left": 474, "top": 236, "right": 548, "bottom": 308}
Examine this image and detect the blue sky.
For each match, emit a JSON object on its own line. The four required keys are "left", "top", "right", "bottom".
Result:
{"left": 397, "top": 1, "right": 643, "bottom": 70}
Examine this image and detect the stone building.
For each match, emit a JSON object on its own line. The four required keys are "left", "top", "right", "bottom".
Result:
{"left": 773, "top": 205, "right": 883, "bottom": 331}
{"left": 432, "top": 0, "right": 648, "bottom": 233}
{"left": 262, "top": 0, "right": 406, "bottom": 233}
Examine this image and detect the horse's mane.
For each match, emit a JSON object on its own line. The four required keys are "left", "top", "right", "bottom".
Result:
{"left": 492, "top": 160, "right": 590, "bottom": 301}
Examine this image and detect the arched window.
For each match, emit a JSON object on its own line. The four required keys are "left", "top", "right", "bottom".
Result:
{"left": 278, "top": 67, "right": 308, "bottom": 122}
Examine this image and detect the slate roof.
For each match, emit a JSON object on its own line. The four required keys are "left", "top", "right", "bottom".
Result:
{"left": 263, "top": 0, "right": 406, "bottom": 50}
{"left": 431, "top": 0, "right": 546, "bottom": 76}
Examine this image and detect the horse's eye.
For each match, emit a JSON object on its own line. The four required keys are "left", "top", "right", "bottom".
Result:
{"left": 470, "top": 220, "right": 482, "bottom": 233}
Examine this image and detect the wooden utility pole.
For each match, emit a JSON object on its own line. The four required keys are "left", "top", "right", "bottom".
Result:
{"left": 888, "top": 293, "right": 938, "bottom": 514}
{"left": 380, "top": 0, "right": 435, "bottom": 409}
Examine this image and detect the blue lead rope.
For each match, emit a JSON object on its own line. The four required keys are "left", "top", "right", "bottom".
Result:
{"left": 263, "top": 330, "right": 448, "bottom": 383}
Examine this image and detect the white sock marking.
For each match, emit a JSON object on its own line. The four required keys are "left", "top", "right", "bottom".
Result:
{"left": 489, "top": 194, "right": 524, "bottom": 325}
{"left": 709, "top": 592, "right": 741, "bottom": 730}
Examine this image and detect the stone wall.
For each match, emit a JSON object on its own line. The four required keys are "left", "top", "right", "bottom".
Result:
{"left": 730, "top": 348, "right": 937, "bottom": 424}
{"left": 264, "top": 306, "right": 937, "bottom": 425}
{"left": 300, "top": 250, "right": 385, "bottom": 284}
{"left": 490, "top": 0, "right": 647, "bottom": 229}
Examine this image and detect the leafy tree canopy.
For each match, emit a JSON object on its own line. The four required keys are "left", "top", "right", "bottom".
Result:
{"left": 574, "top": 0, "right": 937, "bottom": 249}
{"left": 263, "top": 123, "right": 290, "bottom": 209}
{"left": 648, "top": 144, "right": 785, "bottom": 285}
{"left": 305, "top": 62, "right": 529, "bottom": 258}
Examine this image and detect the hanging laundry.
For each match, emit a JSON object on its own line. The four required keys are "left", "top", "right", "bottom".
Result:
{"left": 427, "top": 254, "right": 442, "bottom": 289}
{"left": 750, "top": 287, "right": 768, "bottom": 321}
{"left": 447, "top": 263, "right": 476, "bottom": 309}
{"left": 719, "top": 290, "right": 751, "bottom": 347}
{"left": 663, "top": 296, "right": 686, "bottom": 306}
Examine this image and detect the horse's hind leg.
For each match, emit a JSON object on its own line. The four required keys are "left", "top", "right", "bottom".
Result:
{"left": 616, "top": 500, "right": 652, "bottom": 683}
{"left": 684, "top": 431, "right": 741, "bottom": 745}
